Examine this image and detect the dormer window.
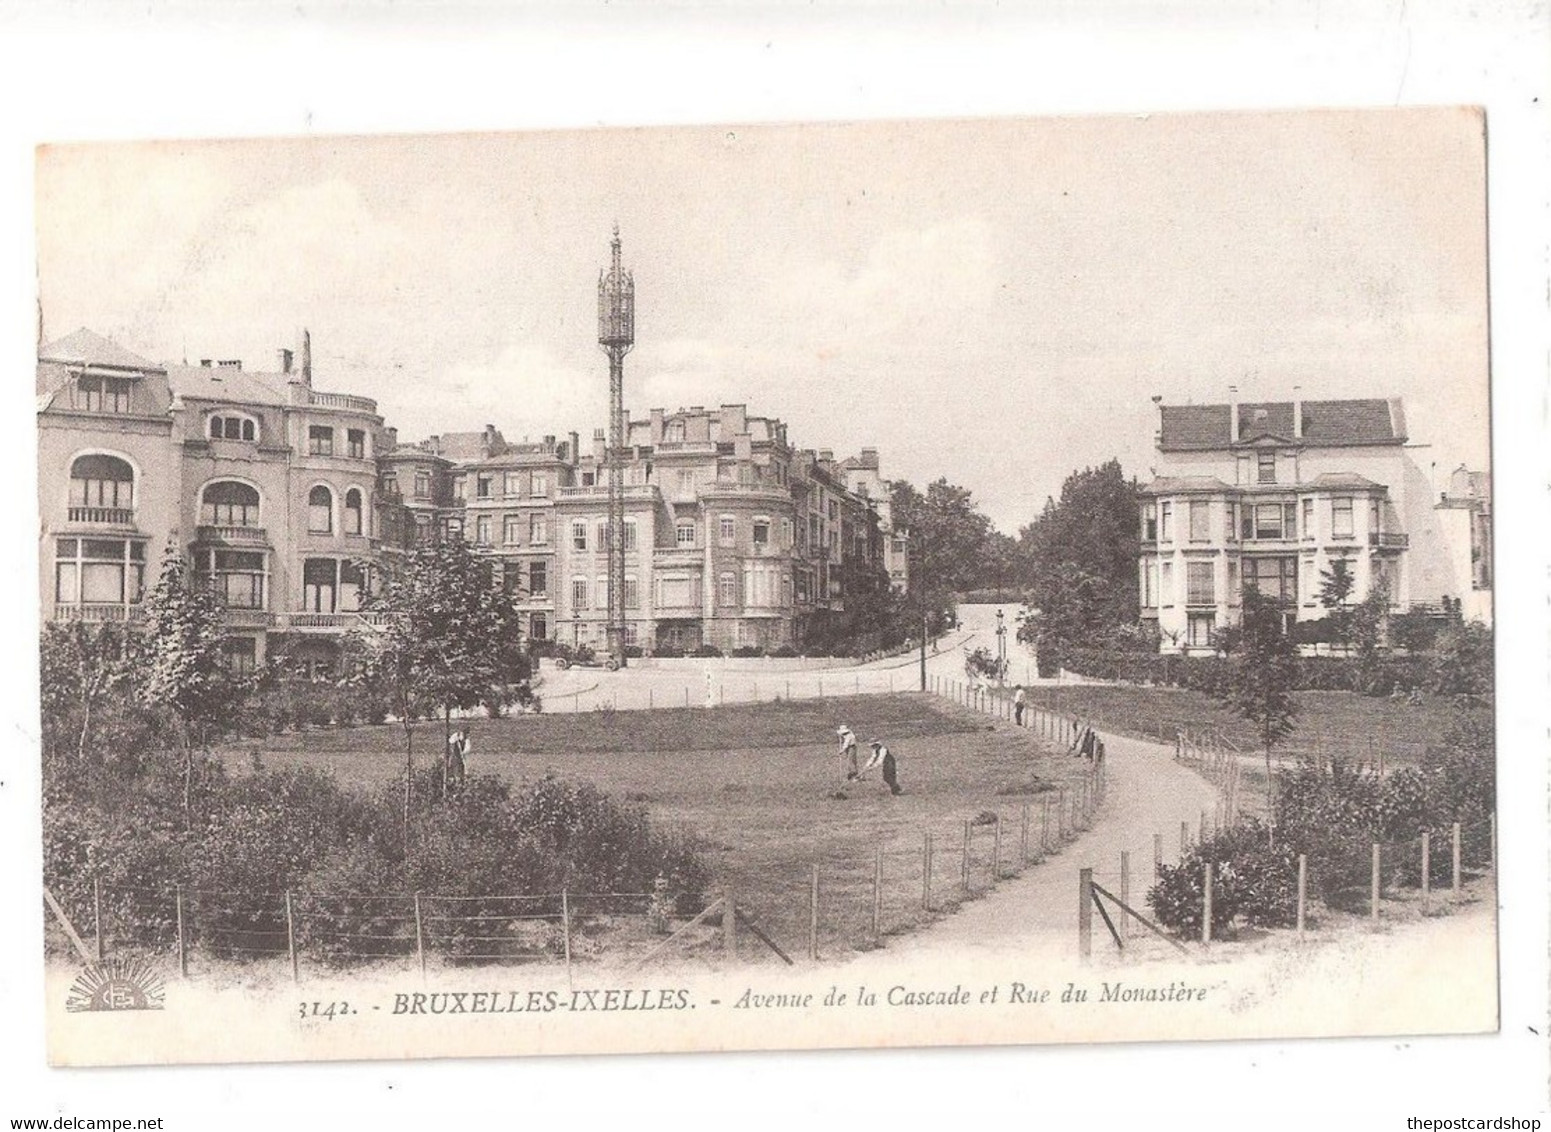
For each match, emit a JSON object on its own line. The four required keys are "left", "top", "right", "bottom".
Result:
{"left": 1257, "top": 451, "right": 1277, "bottom": 484}
{"left": 77, "top": 374, "right": 131, "bottom": 413}
{"left": 209, "top": 414, "right": 257, "bottom": 441}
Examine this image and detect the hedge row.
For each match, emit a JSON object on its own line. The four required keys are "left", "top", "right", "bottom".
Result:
{"left": 1043, "top": 646, "right": 1448, "bottom": 698}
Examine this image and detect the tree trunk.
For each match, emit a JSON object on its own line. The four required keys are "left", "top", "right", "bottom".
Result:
{"left": 442, "top": 704, "right": 452, "bottom": 800}
{"left": 402, "top": 720, "right": 414, "bottom": 855}
{"left": 77, "top": 691, "right": 91, "bottom": 765}
{"left": 181, "top": 722, "right": 193, "bottom": 832}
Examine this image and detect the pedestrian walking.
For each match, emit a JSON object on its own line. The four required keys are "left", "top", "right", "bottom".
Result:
{"left": 1013, "top": 685, "right": 1026, "bottom": 727}
{"left": 447, "top": 729, "right": 468, "bottom": 791}
{"left": 836, "top": 724, "right": 860, "bottom": 781}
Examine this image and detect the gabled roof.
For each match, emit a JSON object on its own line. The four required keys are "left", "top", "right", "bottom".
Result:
{"left": 165, "top": 362, "right": 292, "bottom": 407}
{"left": 1158, "top": 398, "right": 1405, "bottom": 451}
{"left": 39, "top": 328, "right": 163, "bottom": 373}
{"left": 1308, "top": 472, "right": 1386, "bottom": 491}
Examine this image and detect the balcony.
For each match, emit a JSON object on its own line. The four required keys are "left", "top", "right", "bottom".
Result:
{"left": 1369, "top": 532, "right": 1409, "bottom": 549}
{"left": 221, "top": 608, "right": 274, "bottom": 628}
{"left": 308, "top": 391, "right": 378, "bottom": 414}
{"left": 54, "top": 602, "right": 140, "bottom": 623}
{"left": 283, "top": 611, "right": 389, "bottom": 631}
{"left": 699, "top": 481, "right": 790, "bottom": 502}
{"left": 197, "top": 524, "right": 269, "bottom": 546}
{"left": 67, "top": 506, "right": 135, "bottom": 527}
{"left": 654, "top": 440, "right": 719, "bottom": 455}
{"left": 556, "top": 484, "right": 659, "bottom": 501}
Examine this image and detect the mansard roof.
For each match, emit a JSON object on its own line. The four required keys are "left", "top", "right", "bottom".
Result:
{"left": 1158, "top": 398, "right": 1405, "bottom": 451}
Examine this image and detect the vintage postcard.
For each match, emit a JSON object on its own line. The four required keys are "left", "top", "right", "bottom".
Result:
{"left": 33, "top": 108, "right": 1496, "bottom": 1067}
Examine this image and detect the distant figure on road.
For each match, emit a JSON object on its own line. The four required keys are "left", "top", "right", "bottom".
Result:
{"left": 1013, "top": 685, "right": 1026, "bottom": 727}
{"left": 837, "top": 724, "right": 860, "bottom": 781}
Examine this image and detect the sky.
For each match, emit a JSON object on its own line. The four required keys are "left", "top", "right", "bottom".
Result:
{"left": 34, "top": 109, "right": 1489, "bottom": 532}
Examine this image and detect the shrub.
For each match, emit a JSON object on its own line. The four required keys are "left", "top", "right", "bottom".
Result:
{"left": 730, "top": 646, "right": 763, "bottom": 658}
{"left": 768, "top": 644, "right": 800, "bottom": 658}
{"left": 1148, "top": 820, "right": 1299, "bottom": 937}
{"left": 691, "top": 645, "right": 723, "bottom": 658}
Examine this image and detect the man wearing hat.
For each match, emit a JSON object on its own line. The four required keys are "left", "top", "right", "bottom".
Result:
{"left": 836, "top": 724, "right": 860, "bottom": 781}
{"left": 865, "top": 739, "right": 903, "bottom": 796}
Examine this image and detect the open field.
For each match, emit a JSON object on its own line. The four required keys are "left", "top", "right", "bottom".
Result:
{"left": 215, "top": 694, "right": 1098, "bottom": 960}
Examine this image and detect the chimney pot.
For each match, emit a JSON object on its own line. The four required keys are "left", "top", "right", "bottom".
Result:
{"left": 278, "top": 348, "right": 294, "bottom": 374}
{"left": 1228, "top": 385, "right": 1241, "bottom": 443}
{"left": 1293, "top": 385, "right": 1304, "bottom": 439}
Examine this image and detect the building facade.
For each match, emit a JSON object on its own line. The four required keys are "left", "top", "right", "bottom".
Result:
{"left": 1137, "top": 390, "right": 1484, "bottom": 653}
{"left": 40, "top": 329, "right": 392, "bottom": 676}
{"left": 391, "top": 404, "right": 892, "bottom": 654}
{"left": 38, "top": 330, "right": 901, "bottom": 667}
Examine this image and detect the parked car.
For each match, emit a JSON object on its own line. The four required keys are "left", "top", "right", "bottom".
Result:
{"left": 550, "top": 643, "right": 620, "bottom": 672}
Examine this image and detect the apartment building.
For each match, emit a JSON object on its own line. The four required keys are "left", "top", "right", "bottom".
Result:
{"left": 39, "top": 329, "right": 391, "bottom": 676}
{"left": 394, "top": 404, "right": 890, "bottom": 653}
{"left": 839, "top": 447, "right": 908, "bottom": 594}
{"left": 1138, "top": 390, "right": 1479, "bottom": 653}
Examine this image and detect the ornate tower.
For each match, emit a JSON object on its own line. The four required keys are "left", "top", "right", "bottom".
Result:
{"left": 598, "top": 225, "right": 634, "bottom": 664}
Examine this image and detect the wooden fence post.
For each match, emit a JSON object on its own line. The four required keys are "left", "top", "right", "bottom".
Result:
{"left": 993, "top": 816, "right": 1003, "bottom": 880}
{"left": 1180, "top": 820, "right": 1189, "bottom": 857}
{"left": 1421, "top": 832, "right": 1431, "bottom": 914}
{"left": 1296, "top": 854, "right": 1307, "bottom": 940}
{"left": 92, "top": 875, "right": 104, "bottom": 963}
{"left": 1057, "top": 790, "right": 1067, "bottom": 841}
{"left": 175, "top": 885, "right": 188, "bottom": 979}
{"left": 723, "top": 888, "right": 738, "bottom": 956}
{"left": 1201, "top": 864, "right": 1213, "bottom": 945}
{"left": 1120, "top": 850, "right": 1131, "bottom": 940}
{"left": 1200, "top": 809, "right": 1208, "bottom": 844}
{"left": 285, "top": 891, "right": 299, "bottom": 984}
{"left": 413, "top": 893, "right": 426, "bottom": 979}
{"left": 1078, "top": 868, "right": 1093, "bottom": 962}
{"left": 1452, "top": 822, "right": 1462, "bottom": 896}
{"left": 809, "top": 865, "right": 819, "bottom": 961}
{"left": 871, "top": 847, "right": 882, "bottom": 937}
{"left": 922, "top": 833, "right": 933, "bottom": 911}
{"left": 1370, "top": 844, "right": 1381, "bottom": 924}
{"left": 1490, "top": 813, "right": 1497, "bottom": 873}
{"left": 562, "top": 889, "right": 573, "bottom": 986}
{"left": 1154, "top": 833, "right": 1163, "bottom": 878}
{"left": 1020, "top": 804, "right": 1030, "bottom": 864}
{"left": 961, "top": 821, "right": 972, "bottom": 896}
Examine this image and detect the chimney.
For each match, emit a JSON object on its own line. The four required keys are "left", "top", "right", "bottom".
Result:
{"left": 593, "top": 428, "right": 607, "bottom": 459}
{"left": 385, "top": 426, "right": 398, "bottom": 451}
{"left": 278, "top": 348, "right": 294, "bottom": 374}
{"left": 1228, "top": 385, "right": 1240, "bottom": 443}
{"left": 1151, "top": 395, "right": 1164, "bottom": 446}
{"left": 300, "top": 328, "right": 312, "bottom": 387}
{"left": 199, "top": 359, "right": 213, "bottom": 368}
{"left": 818, "top": 448, "right": 834, "bottom": 463}
{"left": 217, "top": 359, "right": 242, "bottom": 370}
{"left": 484, "top": 423, "right": 497, "bottom": 454}
{"left": 1293, "top": 385, "right": 1304, "bottom": 439}
{"left": 649, "top": 408, "right": 665, "bottom": 444}
{"left": 860, "top": 447, "right": 879, "bottom": 470}
{"left": 569, "top": 430, "right": 580, "bottom": 466}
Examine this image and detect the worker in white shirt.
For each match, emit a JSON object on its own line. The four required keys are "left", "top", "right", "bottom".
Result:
{"left": 836, "top": 724, "right": 860, "bottom": 781}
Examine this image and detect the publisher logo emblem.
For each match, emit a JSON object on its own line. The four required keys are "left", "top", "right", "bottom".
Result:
{"left": 66, "top": 957, "right": 167, "bottom": 1013}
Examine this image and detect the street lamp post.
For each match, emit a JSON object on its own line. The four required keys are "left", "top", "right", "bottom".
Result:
{"left": 996, "top": 608, "right": 1007, "bottom": 687}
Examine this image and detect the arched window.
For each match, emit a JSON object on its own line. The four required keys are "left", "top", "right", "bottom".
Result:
{"left": 69, "top": 455, "right": 134, "bottom": 517}
{"left": 308, "top": 485, "right": 333, "bottom": 534}
{"left": 344, "top": 488, "right": 363, "bottom": 536}
{"left": 201, "top": 480, "right": 261, "bottom": 527}
{"left": 208, "top": 414, "right": 257, "bottom": 441}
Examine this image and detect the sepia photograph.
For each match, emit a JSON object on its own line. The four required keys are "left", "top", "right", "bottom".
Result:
{"left": 30, "top": 108, "right": 1502, "bottom": 1068}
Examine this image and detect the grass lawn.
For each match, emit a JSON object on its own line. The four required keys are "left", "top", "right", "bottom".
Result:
{"left": 1018, "top": 684, "right": 1472, "bottom": 764}
{"left": 216, "top": 694, "right": 1095, "bottom": 961}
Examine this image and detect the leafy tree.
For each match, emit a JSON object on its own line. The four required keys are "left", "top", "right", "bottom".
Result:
{"left": 1349, "top": 579, "right": 1391, "bottom": 693}
{"left": 1227, "top": 586, "right": 1299, "bottom": 793}
{"left": 1316, "top": 559, "right": 1356, "bottom": 649}
{"left": 139, "top": 538, "right": 232, "bottom": 826}
{"left": 353, "top": 538, "right": 531, "bottom": 850}
{"left": 891, "top": 477, "right": 994, "bottom": 685}
{"left": 1432, "top": 619, "right": 1493, "bottom": 699}
{"left": 40, "top": 619, "right": 135, "bottom": 767}
{"left": 1015, "top": 460, "right": 1140, "bottom": 656}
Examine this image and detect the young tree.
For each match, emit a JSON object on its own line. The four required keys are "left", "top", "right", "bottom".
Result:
{"left": 354, "top": 539, "right": 530, "bottom": 850}
{"left": 139, "top": 538, "right": 231, "bottom": 826}
{"left": 1316, "top": 558, "right": 1357, "bottom": 650}
{"left": 892, "top": 477, "right": 995, "bottom": 687}
{"left": 40, "top": 619, "right": 135, "bottom": 767}
{"left": 1228, "top": 586, "right": 1300, "bottom": 793}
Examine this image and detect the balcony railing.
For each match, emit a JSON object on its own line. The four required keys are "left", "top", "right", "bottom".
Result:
{"left": 700, "top": 481, "right": 789, "bottom": 499}
{"left": 67, "top": 506, "right": 135, "bottom": 526}
{"left": 197, "top": 524, "right": 268, "bottom": 545}
{"left": 221, "top": 609, "right": 274, "bottom": 628}
{"left": 285, "top": 611, "right": 390, "bottom": 631}
{"left": 555, "top": 484, "right": 659, "bottom": 500}
{"left": 308, "top": 391, "right": 378, "bottom": 413}
{"left": 54, "top": 602, "right": 140, "bottom": 623}
{"left": 1369, "top": 532, "right": 1410, "bottom": 549}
